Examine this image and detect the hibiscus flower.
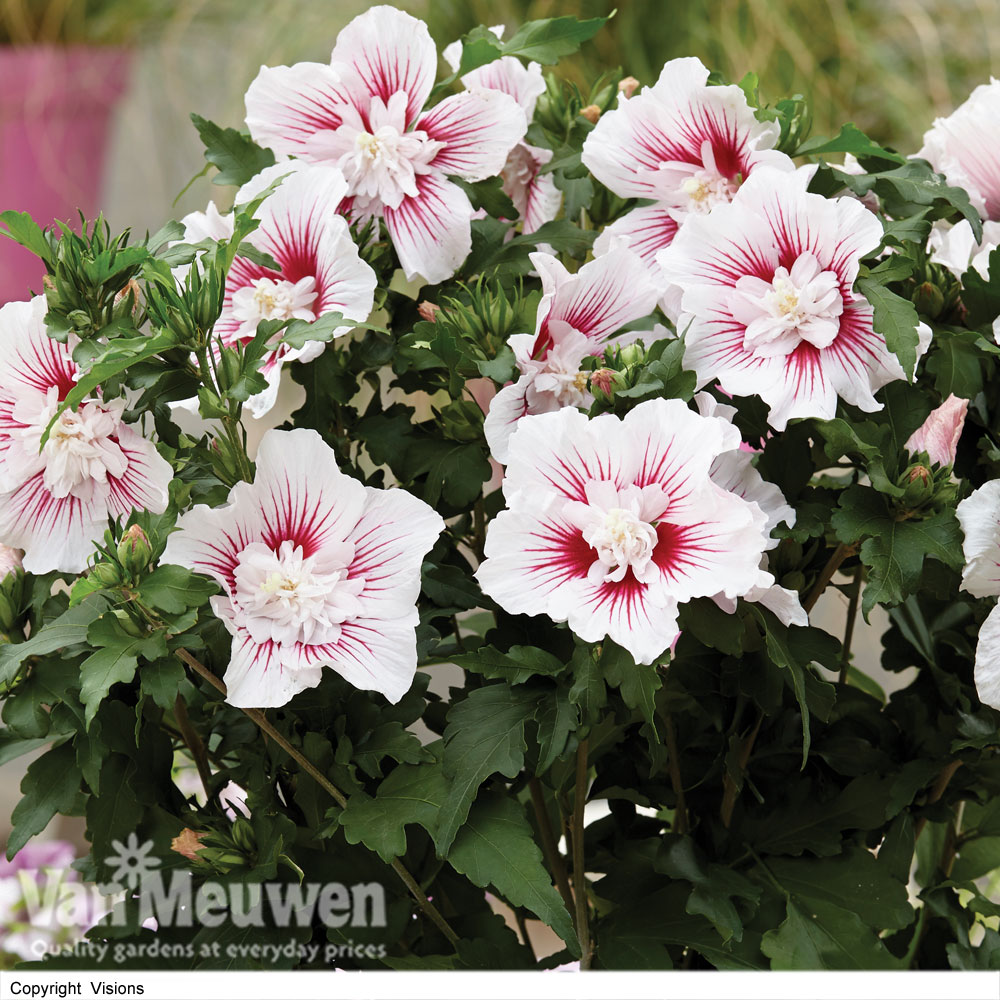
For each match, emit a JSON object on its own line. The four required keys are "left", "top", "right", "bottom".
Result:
{"left": 484, "top": 240, "right": 662, "bottom": 463}
{"left": 179, "top": 163, "right": 376, "bottom": 417}
{"left": 162, "top": 427, "right": 444, "bottom": 707}
{"left": 244, "top": 5, "right": 527, "bottom": 284}
{"left": 442, "top": 26, "right": 561, "bottom": 233}
{"left": 919, "top": 79, "right": 1000, "bottom": 221}
{"left": 476, "top": 399, "right": 770, "bottom": 664}
{"left": 659, "top": 166, "right": 905, "bottom": 430}
{"left": 0, "top": 297, "right": 173, "bottom": 573}
{"left": 582, "top": 56, "right": 793, "bottom": 266}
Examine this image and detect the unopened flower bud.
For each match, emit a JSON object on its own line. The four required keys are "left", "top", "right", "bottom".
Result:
{"left": 618, "top": 76, "right": 640, "bottom": 99}
{"left": 912, "top": 281, "right": 944, "bottom": 319}
{"left": 88, "top": 561, "right": 122, "bottom": 588}
{"left": 905, "top": 394, "right": 967, "bottom": 468}
{"left": 417, "top": 301, "right": 441, "bottom": 323}
{"left": 113, "top": 278, "right": 142, "bottom": 321}
{"left": 581, "top": 104, "right": 601, "bottom": 124}
{"left": 117, "top": 524, "right": 153, "bottom": 576}
{"left": 618, "top": 343, "right": 646, "bottom": 368}
{"left": 170, "top": 828, "right": 207, "bottom": 862}
{"left": 908, "top": 465, "right": 932, "bottom": 486}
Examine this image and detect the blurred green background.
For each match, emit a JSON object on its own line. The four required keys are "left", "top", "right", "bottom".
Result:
{"left": 3, "top": 0, "right": 1000, "bottom": 253}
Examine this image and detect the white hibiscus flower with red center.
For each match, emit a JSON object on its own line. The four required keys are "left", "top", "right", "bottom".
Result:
{"left": 919, "top": 79, "right": 1000, "bottom": 222}
{"left": 162, "top": 428, "right": 444, "bottom": 708}
{"left": 476, "top": 399, "right": 770, "bottom": 664}
{"left": 484, "top": 240, "right": 662, "bottom": 463}
{"left": 442, "top": 27, "right": 561, "bottom": 233}
{"left": 0, "top": 297, "right": 173, "bottom": 573}
{"left": 659, "top": 166, "right": 906, "bottom": 430}
{"left": 957, "top": 481, "right": 1000, "bottom": 709}
{"left": 180, "top": 162, "right": 376, "bottom": 417}
{"left": 581, "top": 56, "right": 793, "bottom": 267}
{"left": 244, "top": 5, "right": 528, "bottom": 284}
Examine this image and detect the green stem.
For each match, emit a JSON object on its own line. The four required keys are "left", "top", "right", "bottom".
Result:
{"left": 838, "top": 564, "right": 863, "bottom": 686}
{"left": 572, "top": 738, "right": 591, "bottom": 969}
{"left": 803, "top": 542, "right": 858, "bottom": 614}
{"left": 528, "top": 777, "right": 576, "bottom": 922}
{"left": 175, "top": 649, "right": 460, "bottom": 950}
{"left": 173, "top": 694, "right": 212, "bottom": 797}
{"left": 663, "top": 712, "right": 688, "bottom": 836}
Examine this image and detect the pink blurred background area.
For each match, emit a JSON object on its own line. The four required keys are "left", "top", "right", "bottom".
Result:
{"left": 0, "top": 45, "right": 130, "bottom": 302}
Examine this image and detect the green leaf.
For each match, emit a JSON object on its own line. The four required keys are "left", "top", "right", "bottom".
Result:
{"left": 140, "top": 658, "right": 187, "bottom": 710}
{"left": 80, "top": 616, "right": 167, "bottom": 726}
{"left": 568, "top": 644, "right": 607, "bottom": 724}
{"left": 751, "top": 608, "right": 838, "bottom": 766}
{"left": 447, "top": 793, "right": 578, "bottom": 953}
{"left": 438, "top": 685, "right": 540, "bottom": 853}
{"left": 856, "top": 276, "right": 920, "bottom": 378}
{"left": 453, "top": 645, "right": 565, "bottom": 685}
{"left": 87, "top": 754, "right": 144, "bottom": 865}
{"left": 600, "top": 640, "right": 661, "bottom": 732}
{"left": 762, "top": 899, "right": 901, "bottom": 970}
{"left": 0, "top": 594, "right": 111, "bottom": 687}
{"left": 352, "top": 721, "right": 430, "bottom": 778}
{"left": 500, "top": 12, "right": 612, "bottom": 63}
{"left": 794, "top": 123, "right": 905, "bottom": 164}
{"left": 7, "top": 742, "right": 81, "bottom": 857}
{"left": 831, "top": 485, "right": 963, "bottom": 617}
{"left": 190, "top": 113, "right": 276, "bottom": 187}
{"left": 340, "top": 754, "right": 450, "bottom": 862}
{"left": 138, "top": 565, "right": 218, "bottom": 614}
{"left": 0, "top": 210, "right": 54, "bottom": 262}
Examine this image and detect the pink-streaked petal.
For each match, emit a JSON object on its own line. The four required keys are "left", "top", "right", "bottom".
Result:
{"left": 651, "top": 492, "right": 769, "bottom": 602}
{"left": 567, "top": 576, "right": 680, "bottom": 665}
{"left": 105, "top": 425, "right": 172, "bottom": 520}
{"left": 484, "top": 376, "right": 534, "bottom": 466}
{"left": 919, "top": 80, "right": 1000, "bottom": 220}
{"left": 461, "top": 56, "right": 546, "bottom": 117}
{"left": 330, "top": 5, "right": 438, "bottom": 129}
{"left": 346, "top": 485, "right": 445, "bottom": 620}
{"left": 958, "top": 480, "right": 1000, "bottom": 599}
{"left": 0, "top": 297, "right": 76, "bottom": 402}
{"left": 593, "top": 205, "right": 680, "bottom": 265}
{"left": 975, "top": 603, "right": 1000, "bottom": 710}
{"left": 235, "top": 160, "right": 312, "bottom": 206}
{"left": 220, "top": 608, "right": 324, "bottom": 709}
{"left": 253, "top": 427, "right": 368, "bottom": 554}
{"left": 533, "top": 241, "right": 660, "bottom": 348}
{"left": 518, "top": 157, "right": 562, "bottom": 233}
{"left": 162, "top": 484, "right": 266, "bottom": 593}
{"left": 621, "top": 398, "right": 742, "bottom": 517}
{"left": 310, "top": 616, "right": 420, "bottom": 704}
{"left": 383, "top": 174, "right": 474, "bottom": 284}
{"left": 503, "top": 408, "right": 631, "bottom": 505}
{"left": 0, "top": 473, "right": 108, "bottom": 574}
{"left": 582, "top": 56, "right": 789, "bottom": 202}
{"left": 420, "top": 90, "right": 527, "bottom": 181}
{"left": 245, "top": 62, "right": 350, "bottom": 161}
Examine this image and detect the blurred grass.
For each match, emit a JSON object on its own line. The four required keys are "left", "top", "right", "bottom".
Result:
{"left": 421, "top": 0, "right": 1000, "bottom": 152}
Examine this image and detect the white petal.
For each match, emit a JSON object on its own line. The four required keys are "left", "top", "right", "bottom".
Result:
{"left": 420, "top": 90, "right": 527, "bottom": 181}
{"left": 975, "top": 602, "right": 1000, "bottom": 710}
{"left": 958, "top": 480, "right": 1000, "bottom": 598}
{"left": 330, "top": 5, "right": 438, "bottom": 129}
{"left": 461, "top": 56, "right": 546, "bottom": 117}
{"left": 484, "top": 376, "right": 533, "bottom": 465}
{"left": 346, "top": 485, "right": 445, "bottom": 620}
{"left": 709, "top": 448, "right": 795, "bottom": 546}
{"left": 0, "top": 473, "right": 105, "bottom": 574}
{"left": 383, "top": 174, "right": 474, "bottom": 285}
{"left": 244, "top": 61, "right": 350, "bottom": 161}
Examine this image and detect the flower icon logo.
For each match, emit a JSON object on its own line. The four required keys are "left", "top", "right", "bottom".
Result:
{"left": 104, "top": 834, "right": 161, "bottom": 889}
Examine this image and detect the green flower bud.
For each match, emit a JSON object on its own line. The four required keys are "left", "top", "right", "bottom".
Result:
{"left": 912, "top": 281, "right": 944, "bottom": 319}
{"left": 117, "top": 525, "right": 153, "bottom": 577}
{"left": 89, "top": 561, "right": 122, "bottom": 588}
